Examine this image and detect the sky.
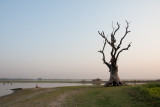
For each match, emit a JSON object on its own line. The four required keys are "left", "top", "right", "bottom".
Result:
{"left": 0, "top": 0, "right": 160, "bottom": 80}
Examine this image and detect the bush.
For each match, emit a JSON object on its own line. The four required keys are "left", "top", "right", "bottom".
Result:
{"left": 132, "top": 82, "right": 160, "bottom": 106}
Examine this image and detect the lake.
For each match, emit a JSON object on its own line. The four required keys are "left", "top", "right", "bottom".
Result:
{"left": 0, "top": 82, "right": 90, "bottom": 97}
{"left": 0, "top": 82, "right": 146, "bottom": 97}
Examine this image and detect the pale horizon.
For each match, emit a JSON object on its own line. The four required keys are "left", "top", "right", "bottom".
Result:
{"left": 1, "top": 0, "right": 160, "bottom": 80}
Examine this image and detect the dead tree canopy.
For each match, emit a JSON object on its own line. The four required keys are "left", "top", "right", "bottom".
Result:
{"left": 98, "top": 21, "right": 131, "bottom": 86}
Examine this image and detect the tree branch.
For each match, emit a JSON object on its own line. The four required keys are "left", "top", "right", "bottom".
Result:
{"left": 112, "top": 22, "right": 120, "bottom": 36}
{"left": 111, "top": 22, "right": 120, "bottom": 57}
{"left": 98, "top": 31, "right": 112, "bottom": 47}
{"left": 98, "top": 21, "right": 131, "bottom": 69}
{"left": 111, "top": 48, "right": 114, "bottom": 57}
{"left": 117, "top": 21, "right": 130, "bottom": 50}
{"left": 110, "top": 23, "right": 119, "bottom": 48}
{"left": 102, "top": 40, "right": 106, "bottom": 52}
{"left": 116, "top": 42, "right": 132, "bottom": 60}
{"left": 98, "top": 50, "right": 111, "bottom": 69}
{"left": 98, "top": 31, "right": 111, "bottom": 69}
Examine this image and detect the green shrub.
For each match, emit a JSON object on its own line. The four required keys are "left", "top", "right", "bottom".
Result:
{"left": 131, "top": 82, "right": 160, "bottom": 106}
{"left": 149, "top": 87, "right": 160, "bottom": 98}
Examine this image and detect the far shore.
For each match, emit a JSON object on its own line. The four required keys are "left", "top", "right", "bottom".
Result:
{"left": 0, "top": 79, "right": 160, "bottom": 83}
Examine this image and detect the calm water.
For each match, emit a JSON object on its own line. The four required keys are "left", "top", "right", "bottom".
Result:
{"left": 0, "top": 82, "right": 90, "bottom": 97}
{"left": 0, "top": 82, "right": 146, "bottom": 97}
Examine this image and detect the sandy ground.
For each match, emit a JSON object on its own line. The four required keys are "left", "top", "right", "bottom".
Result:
{"left": 49, "top": 88, "right": 81, "bottom": 107}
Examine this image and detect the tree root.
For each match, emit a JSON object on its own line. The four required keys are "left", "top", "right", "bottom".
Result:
{"left": 104, "top": 81, "right": 123, "bottom": 87}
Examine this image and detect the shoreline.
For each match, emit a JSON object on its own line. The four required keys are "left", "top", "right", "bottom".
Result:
{"left": 0, "top": 82, "right": 92, "bottom": 97}
{"left": 0, "top": 83, "right": 159, "bottom": 107}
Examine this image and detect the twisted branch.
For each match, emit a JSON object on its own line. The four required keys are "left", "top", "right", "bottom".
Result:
{"left": 98, "top": 21, "right": 131, "bottom": 68}
{"left": 117, "top": 21, "right": 130, "bottom": 50}
{"left": 116, "top": 42, "right": 132, "bottom": 60}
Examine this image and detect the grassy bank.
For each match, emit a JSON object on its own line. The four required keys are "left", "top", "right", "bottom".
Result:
{"left": 0, "top": 83, "right": 160, "bottom": 107}
{"left": 128, "top": 82, "right": 160, "bottom": 106}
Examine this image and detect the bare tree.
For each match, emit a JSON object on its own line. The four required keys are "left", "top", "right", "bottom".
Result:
{"left": 98, "top": 21, "right": 131, "bottom": 86}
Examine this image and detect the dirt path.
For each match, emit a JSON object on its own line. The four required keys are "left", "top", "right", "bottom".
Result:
{"left": 49, "top": 92, "right": 69, "bottom": 107}
{"left": 49, "top": 89, "right": 81, "bottom": 107}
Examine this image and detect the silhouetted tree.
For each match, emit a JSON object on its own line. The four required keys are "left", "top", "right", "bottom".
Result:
{"left": 98, "top": 21, "right": 131, "bottom": 86}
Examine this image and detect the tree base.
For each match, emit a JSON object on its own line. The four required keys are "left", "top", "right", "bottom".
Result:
{"left": 104, "top": 81, "right": 123, "bottom": 87}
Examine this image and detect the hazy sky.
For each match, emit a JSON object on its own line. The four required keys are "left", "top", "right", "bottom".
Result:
{"left": 1, "top": 0, "right": 160, "bottom": 79}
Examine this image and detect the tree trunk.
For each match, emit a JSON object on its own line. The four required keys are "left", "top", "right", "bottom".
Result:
{"left": 104, "top": 67, "right": 122, "bottom": 87}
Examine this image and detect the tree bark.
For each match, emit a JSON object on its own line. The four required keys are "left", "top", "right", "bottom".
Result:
{"left": 104, "top": 67, "right": 122, "bottom": 87}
